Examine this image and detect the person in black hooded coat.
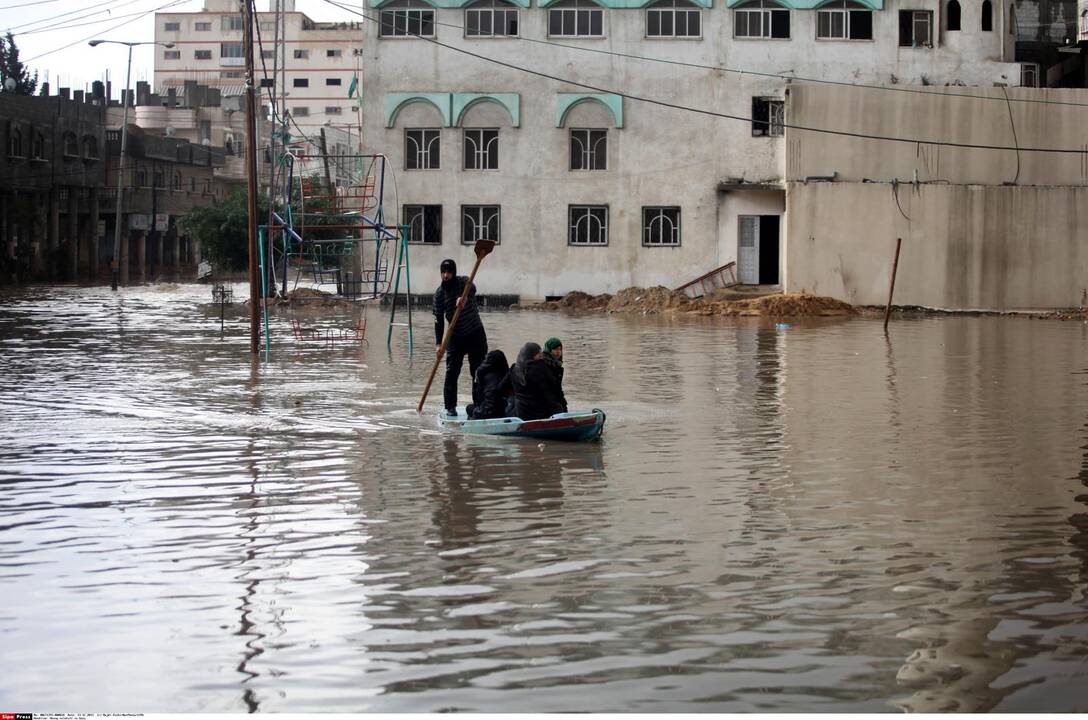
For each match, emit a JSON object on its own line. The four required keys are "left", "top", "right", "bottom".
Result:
{"left": 466, "top": 350, "right": 511, "bottom": 420}
{"left": 508, "top": 342, "right": 566, "bottom": 421}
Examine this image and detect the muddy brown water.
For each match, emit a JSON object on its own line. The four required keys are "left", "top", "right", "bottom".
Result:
{"left": 1, "top": 283, "right": 1087, "bottom": 712}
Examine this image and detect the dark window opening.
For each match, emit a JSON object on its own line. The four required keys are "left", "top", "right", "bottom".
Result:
{"left": 981, "top": 0, "right": 992, "bottom": 31}
{"left": 947, "top": 0, "right": 960, "bottom": 30}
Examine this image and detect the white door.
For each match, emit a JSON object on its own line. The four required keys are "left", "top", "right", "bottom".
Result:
{"left": 738, "top": 216, "right": 760, "bottom": 285}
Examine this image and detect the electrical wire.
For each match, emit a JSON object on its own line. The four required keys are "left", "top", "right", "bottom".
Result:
{"left": 18, "top": 5, "right": 163, "bottom": 37}
{"left": 322, "top": 0, "right": 1088, "bottom": 110}
{"left": 24, "top": 0, "right": 190, "bottom": 62}
{"left": 321, "top": 0, "right": 1088, "bottom": 155}
{"left": 0, "top": 0, "right": 62, "bottom": 9}
{"left": 1001, "top": 86, "right": 1021, "bottom": 184}
{"left": 7, "top": 0, "right": 133, "bottom": 34}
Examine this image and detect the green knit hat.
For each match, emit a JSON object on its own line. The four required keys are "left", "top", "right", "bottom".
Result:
{"left": 544, "top": 337, "right": 563, "bottom": 353}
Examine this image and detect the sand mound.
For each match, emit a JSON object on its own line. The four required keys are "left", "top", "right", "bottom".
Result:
{"left": 279, "top": 287, "right": 354, "bottom": 307}
{"left": 606, "top": 286, "right": 685, "bottom": 313}
{"left": 526, "top": 287, "right": 855, "bottom": 318}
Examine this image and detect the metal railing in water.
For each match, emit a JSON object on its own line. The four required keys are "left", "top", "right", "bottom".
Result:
{"left": 675, "top": 261, "right": 738, "bottom": 299}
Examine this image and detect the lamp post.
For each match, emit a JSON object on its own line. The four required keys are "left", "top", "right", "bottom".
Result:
{"left": 88, "top": 39, "right": 175, "bottom": 290}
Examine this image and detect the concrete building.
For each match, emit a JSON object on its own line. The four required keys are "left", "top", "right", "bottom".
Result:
{"left": 1, "top": 86, "right": 105, "bottom": 282}
{"left": 154, "top": 0, "right": 362, "bottom": 133}
{"left": 360, "top": 0, "right": 1023, "bottom": 299}
{"left": 783, "top": 82, "right": 1088, "bottom": 311}
{"left": 1013, "top": 0, "right": 1084, "bottom": 86}
{"left": 100, "top": 125, "right": 226, "bottom": 285}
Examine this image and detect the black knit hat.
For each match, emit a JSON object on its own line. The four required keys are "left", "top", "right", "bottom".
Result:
{"left": 440, "top": 258, "right": 456, "bottom": 274}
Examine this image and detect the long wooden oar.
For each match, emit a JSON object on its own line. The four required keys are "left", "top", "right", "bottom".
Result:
{"left": 417, "top": 239, "right": 496, "bottom": 414}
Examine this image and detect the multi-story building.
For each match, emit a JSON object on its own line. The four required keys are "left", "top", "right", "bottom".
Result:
{"left": 360, "top": 0, "right": 1025, "bottom": 299}
{"left": 1, "top": 85, "right": 105, "bottom": 282}
{"left": 1013, "top": 0, "right": 1083, "bottom": 86}
{"left": 155, "top": 0, "right": 362, "bottom": 134}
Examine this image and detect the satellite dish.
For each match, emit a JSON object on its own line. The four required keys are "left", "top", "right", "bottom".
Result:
{"left": 3, "top": 78, "right": 15, "bottom": 92}
{"left": 165, "top": 126, "right": 176, "bottom": 136}
{"left": 201, "top": 138, "right": 211, "bottom": 146}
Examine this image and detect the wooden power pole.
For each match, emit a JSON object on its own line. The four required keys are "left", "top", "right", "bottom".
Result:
{"left": 243, "top": 0, "right": 260, "bottom": 355}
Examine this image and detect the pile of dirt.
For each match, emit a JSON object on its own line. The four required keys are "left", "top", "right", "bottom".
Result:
{"left": 524, "top": 288, "right": 856, "bottom": 318}
{"left": 278, "top": 287, "right": 354, "bottom": 307}
{"left": 606, "top": 286, "right": 686, "bottom": 314}
{"left": 711, "top": 292, "right": 857, "bottom": 317}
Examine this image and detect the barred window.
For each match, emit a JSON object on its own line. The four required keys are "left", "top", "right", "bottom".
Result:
{"left": 569, "top": 205, "right": 609, "bottom": 246}
{"left": 733, "top": 0, "right": 790, "bottom": 38}
{"left": 642, "top": 206, "right": 681, "bottom": 246}
{"left": 463, "top": 128, "right": 498, "bottom": 170}
{"left": 380, "top": 2, "right": 436, "bottom": 37}
{"left": 195, "top": 21, "right": 211, "bottom": 31}
{"left": 466, "top": 0, "right": 520, "bottom": 37}
{"left": 194, "top": 50, "right": 212, "bottom": 60}
{"left": 222, "top": 15, "right": 244, "bottom": 31}
{"left": 751, "top": 97, "right": 784, "bottom": 137}
{"left": 816, "top": 0, "right": 872, "bottom": 39}
{"left": 646, "top": 0, "right": 702, "bottom": 38}
{"left": 570, "top": 129, "right": 606, "bottom": 170}
{"left": 164, "top": 21, "right": 180, "bottom": 31}
{"left": 462, "top": 205, "right": 501, "bottom": 244}
{"left": 404, "top": 204, "right": 443, "bottom": 244}
{"left": 406, "top": 128, "right": 440, "bottom": 170}
{"left": 548, "top": 0, "right": 604, "bottom": 37}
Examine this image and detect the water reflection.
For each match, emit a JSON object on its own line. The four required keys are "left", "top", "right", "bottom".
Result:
{"left": 0, "top": 288, "right": 1086, "bottom": 711}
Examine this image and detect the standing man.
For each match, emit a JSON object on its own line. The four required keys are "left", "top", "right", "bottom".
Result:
{"left": 434, "top": 258, "right": 488, "bottom": 417}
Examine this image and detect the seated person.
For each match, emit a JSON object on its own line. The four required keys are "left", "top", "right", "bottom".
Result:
{"left": 542, "top": 337, "right": 567, "bottom": 413}
{"left": 466, "top": 350, "right": 511, "bottom": 420}
{"left": 508, "top": 342, "right": 566, "bottom": 421}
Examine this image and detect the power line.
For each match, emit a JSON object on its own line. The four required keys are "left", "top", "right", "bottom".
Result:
{"left": 24, "top": 0, "right": 190, "bottom": 62}
{"left": 6, "top": 0, "right": 131, "bottom": 34}
{"left": 326, "top": 0, "right": 1088, "bottom": 110}
{"left": 0, "top": 0, "right": 62, "bottom": 9}
{"left": 18, "top": 5, "right": 168, "bottom": 37}
{"left": 321, "top": 0, "right": 1088, "bottom": 155}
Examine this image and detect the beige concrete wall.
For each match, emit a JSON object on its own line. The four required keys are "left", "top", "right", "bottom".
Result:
{"left": 786, "top": 83, "right": 1088, "bottom": 187}
{"left": 784, "top": 182, "right": 1088, "bottom": 310}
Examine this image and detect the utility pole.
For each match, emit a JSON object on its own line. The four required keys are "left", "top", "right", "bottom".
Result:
{"left": 243, "top": 0, "right": 260, "bottom": 354}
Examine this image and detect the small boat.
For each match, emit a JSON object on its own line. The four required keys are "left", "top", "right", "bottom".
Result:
{"left": 439, "top": 408, "right": 606, "bottom": 442}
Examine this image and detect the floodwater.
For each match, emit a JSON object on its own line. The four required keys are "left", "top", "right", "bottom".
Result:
{"left": 1, "top": 283, "right": 1087, "bottom": 713}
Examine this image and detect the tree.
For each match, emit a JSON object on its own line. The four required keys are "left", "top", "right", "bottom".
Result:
{"left": 0, "top": 32, "right": 38, "bottom": 96}
{"left": 180, "top": 187, "right": 270, "bottom": 272}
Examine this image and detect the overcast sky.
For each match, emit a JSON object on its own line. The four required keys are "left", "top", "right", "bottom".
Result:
{"left": 6, "top": 0, "right": 357, "bottom": 98}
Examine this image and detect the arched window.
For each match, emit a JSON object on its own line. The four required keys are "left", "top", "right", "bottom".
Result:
{"left": 63, "top": 132, "right": 79, "bottom": 157}
{"left": 465, "top": 0, "right": 520, "bottom": 37}
{"left": 31, "top": 132, "right": 45, "bottom": 159}
{"left": 379, "top": 0, "right": 436, "bottom": 38}
{"left": 83, "top": 136, "right": 98, "bottom": 159}
{"left": 946, "top": 0, "right": 960, "bottom": 31}
{"left": 646, "top": 0, "right": 702, "bottom": 38}
{"left": 981, "top": 0, "right": 992, "bottom": 31}
{"left": 734, "top": 0, "right": 790, "bottom": 39}
{"left": 8, "top": 126, "right": 22, "bottom": 158}
{"left": 190, "top": 177, "right": 196, "bottom": 192}
{"left": 173, "top": 172, "right": 182, "bottom": 190}
{"left": 816, "top": 0, "right": 872, "bottom": 40}
{"left": 1008, "top": 3, "right": 1014, "bottom": 34}
{"left": 548, "top": 0, "right": 604, "bottom": 38}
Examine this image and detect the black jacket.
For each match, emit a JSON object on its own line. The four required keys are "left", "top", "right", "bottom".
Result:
{"left": 469, "top": 350, "right": 511, "bottom": 420}
{"left": 509, "top": 344, "right": 566, "bottom": 421}
{"left": 541, "top": 353, "right": 567, "bottom": 413}
{"left": 434, "top": 276, "right": 484, "bottom": 344}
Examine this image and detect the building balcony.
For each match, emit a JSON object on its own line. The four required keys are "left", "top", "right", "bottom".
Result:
{"left": 220, "top": 57, "right": 244, "bottom": 67}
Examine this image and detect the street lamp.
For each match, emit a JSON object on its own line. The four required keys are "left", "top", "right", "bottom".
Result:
{"left": 88, "top": 39, "right": 175, "bottom": 290}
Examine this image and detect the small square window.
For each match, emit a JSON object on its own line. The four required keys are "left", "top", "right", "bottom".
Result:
{"left": 326, "top": 78, "right": 342, "bottom": 86}
{"left": 293, "top": 78, "right": 309, "bottom": 88}
{"left": 327, "top": 49, "right": 342, "bottom": 57}
{"left": 195, "top": 21, "right": 211, "bottom": 31}
{"left": 164, "top": 50, "right": 181, "bottom": 60}
{"left": 463, "top": 128, "right": 498, "bottom": 170}
{"left": 462, "top": 205, "right": 501, "bottom": 244}
{"left": 406, "top": 128, "right": 440, "bottom": 170}
{"left": 293, "top": 49, "right": 309, "bottom": 59}
{"left": 325, "top": 106, "right": 343, "bottom": 115}
{"left": 751, "top": 97, "right": 784, "bottom": 137}
{"left": 569, "top": 205, "right": 609, "bottom": 245}
{"left": 642, "top": 206, "right": 681, "bottom": 246}
{"left": 898, "top": 9, "right": 932, "bottom": 46}
{"left": 293, "top": 107, "right": 310, "bottom": 117}
{"left": 404, "top": 204, "right": 442, "bottom": 244}
{"left": 223, "top": 15, "right": 244, "bottom": 31}
{"left": 164, "top": 21, "right": 180, "bottom": 31}
{"left": 569, "top": 129, "right": 607, "bottom": 170}
{"left": 194, "top": 50, "right": 212, "bottom": 60}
